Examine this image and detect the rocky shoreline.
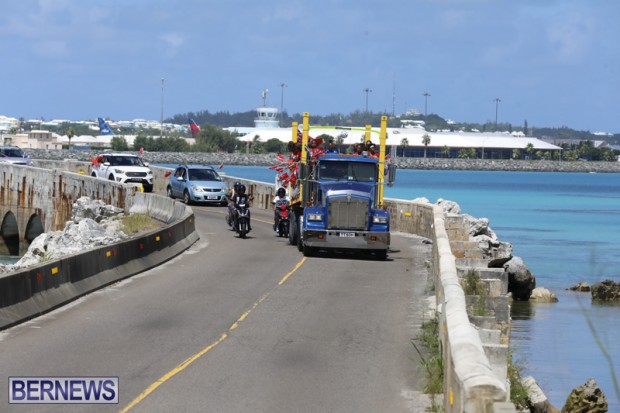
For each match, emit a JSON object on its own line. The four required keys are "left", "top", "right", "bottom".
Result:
{"left": 26, "top": 149, "right": 620, "bottom": 173}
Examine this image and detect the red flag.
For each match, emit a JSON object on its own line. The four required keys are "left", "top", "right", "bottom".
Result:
{"left": 188, "top": 118, "right": 200, "bottom": 137}
{"left": 164, "top": 170, "right": 173, "bottom": 178}
{"left": 218, "top": 163, "right": 224, "bottom": 170}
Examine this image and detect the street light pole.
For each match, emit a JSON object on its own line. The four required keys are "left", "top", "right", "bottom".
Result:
{"left": 160, "top": 78, "right": 165, "bottom": 140}
{"left": 280, "top": 83, "right": 287, "bottom": 122}
{"left": 494, "top": 97, "right": 501, "bottom": 131}
{"left": 363, "top": 88, "right": 372, "bottom": 112}
{"left": 423, "top": 92, "right": 430, "bottom": 121}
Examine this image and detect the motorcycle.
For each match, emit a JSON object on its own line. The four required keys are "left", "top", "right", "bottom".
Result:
{"left": 234, "top": 196, "right": 251, "bottom": 238}
{"left": 275, "top": 203, "right": 290, "bottom": 237}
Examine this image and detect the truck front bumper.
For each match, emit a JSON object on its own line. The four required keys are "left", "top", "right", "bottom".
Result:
{"left": 303, "top": 230, "right": 390, "bottom": 250}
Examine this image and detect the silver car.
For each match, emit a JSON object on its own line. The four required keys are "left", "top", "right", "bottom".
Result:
{"left": 167, "top": 165, "right": 228, "bottom": 205}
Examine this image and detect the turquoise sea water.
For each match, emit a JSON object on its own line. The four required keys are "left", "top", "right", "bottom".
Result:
{"left": 221, "top": 165, "right": 620, "bottom": 410}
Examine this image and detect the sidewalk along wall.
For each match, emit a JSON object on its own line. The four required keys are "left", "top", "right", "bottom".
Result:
{"left": 0, "top": 191, "right": 198, "bottom": 330}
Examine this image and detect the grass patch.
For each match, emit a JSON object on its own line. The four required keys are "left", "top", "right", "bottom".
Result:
{"left": 462, "top": 269, "right": 485, "bottom": 296}
{"left": 120, "top": 213, "right": 157, "bottom": 234}
{"left": 412, "top": 315, "right": 444, "bottom": 412}
{"left": 507, "top": 349, "right": 529, "bottom": 410}
{"left": 462, "top": 270, "right": 490, "bottom": 317}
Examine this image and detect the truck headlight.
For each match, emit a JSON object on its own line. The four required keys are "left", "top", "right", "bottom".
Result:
{"left": 191, "top": 185, "right": 203, "bottom": 192}
{"left": 373, "top": 215, "right": 388, "bottom": 224}
{"left": 114, "top": 169, "right": 126, "bottom": 174}
{"left": 308, "top": 213, "right": 323, "bottom": 221}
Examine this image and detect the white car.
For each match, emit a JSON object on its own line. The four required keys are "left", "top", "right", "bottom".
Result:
{"left": 91, "top": 153, "right": 154, "bottom": 192}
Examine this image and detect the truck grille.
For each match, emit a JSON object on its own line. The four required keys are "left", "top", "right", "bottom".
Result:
{"left": 126, "top": 172, "right": 147, "bottom": 177}
{"left": 327, "top": 197, "right": 368, "bottom": 230}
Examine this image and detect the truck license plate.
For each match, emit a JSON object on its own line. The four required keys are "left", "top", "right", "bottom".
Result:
{"left": 207, "top": 196, "right": 218, "bottom": 200}
{"left": 339, "top": 232, "right": 355, "bottom": 238}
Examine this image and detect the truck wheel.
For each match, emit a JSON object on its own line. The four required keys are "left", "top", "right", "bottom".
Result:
{"left": 288, "top": 212, "right": 297, "bottom": 246}
{"left": 91, "top": 172, "right": 97, "bottom": 178}
{"left": 296, "top": 215, "right": 303, "bottom": 252}
{"left": 108, "top": 174, "right": 115, "bottom": 181}
{"left": 183, "top": 190, "right": 192, "bottom": 205}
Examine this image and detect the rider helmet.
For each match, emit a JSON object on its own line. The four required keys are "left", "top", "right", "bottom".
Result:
{"left": 233, "top": 181, "right": 242, "bottom": 191}
{"left": 277, "top": 187, "right": 286, "bottom": 197}
{"left": 238, "top": 184, "right": 246, "bottom": 195}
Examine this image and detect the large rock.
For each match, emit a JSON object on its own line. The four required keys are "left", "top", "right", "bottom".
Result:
{"left": 0, "top": 197, "right": 128, "bottom": 272}
{"left": 13, "top": 218, "right": 127, "bottom": 268}
{"left": 436, "top": 198, "right": 461, "bottom": 215}
{"left": 561, "top": 378, "right": 608, "bottom": 413}
{"left": 569, "top": 282, "right": 591, "bottom": 292}
{"left": 591, "top": 279, "right": 620, "bottom": 302}
{"left": 522, "top": 376, "right": 561, "bottom": 413}
{"left": 504, "top": 256, "right": 536, "bottom": 300}
{"left": 72, "top": 196, "right": 124, "bottom": 223}
{"left": 530, "top": 287, "right": 559, "bottom": 303}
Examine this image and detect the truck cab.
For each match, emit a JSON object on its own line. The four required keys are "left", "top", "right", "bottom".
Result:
{"left": 288, "top": 114, "right": 395, "bottom": 260}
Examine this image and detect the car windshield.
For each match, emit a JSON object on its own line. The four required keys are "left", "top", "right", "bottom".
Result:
{"left": 0, "top": 148, "right": 24, "bottom": 157}
{"left": 319, "top": 161, "right": 376, "bottom": 182}
{"left": 107, "top": 156, "right": 144, "bottom": 166}
{"left": 188, "top": 168, "right": 218, "bottom": 181}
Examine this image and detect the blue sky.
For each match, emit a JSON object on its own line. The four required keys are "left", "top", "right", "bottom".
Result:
{"left": 1, "top": 0, "right": 618, "bottom": 133}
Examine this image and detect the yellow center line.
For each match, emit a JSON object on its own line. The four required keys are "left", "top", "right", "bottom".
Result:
{"left": 119, "top": 256, "right": 306, "bottom": 412}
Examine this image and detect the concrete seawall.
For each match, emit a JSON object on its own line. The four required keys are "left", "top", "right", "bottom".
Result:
{"left": 0, "top": 161, "right": 199, "bottom": 330}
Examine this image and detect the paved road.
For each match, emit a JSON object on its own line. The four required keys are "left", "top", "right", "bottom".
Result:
{"left": 0, "top": 205, "right": 432, "bottom": 412}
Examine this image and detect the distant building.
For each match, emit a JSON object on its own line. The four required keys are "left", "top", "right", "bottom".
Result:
{"left": 0, "top": 115, "right": 19, "bottom": 133}
{"left": 235, "top": 126, "right": 562, "bottom": 159}
{"left": 7, "top": 130, "right": 62, "bottom": 150}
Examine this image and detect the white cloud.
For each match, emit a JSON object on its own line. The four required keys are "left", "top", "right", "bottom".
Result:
{"left": 161, "top": 33, "right": 184, "bottom": 48}
{"left": 32, "top": 40, "right": 70, "bottom": 58}
{"left": 546, "top": 12, "right": 594, "bottom": 63}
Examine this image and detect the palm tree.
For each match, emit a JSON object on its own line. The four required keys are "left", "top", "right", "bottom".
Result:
{"left": 400, "top": 138, "right": 409, "bottom": 158}
{"left": 67, "top": 126, "right": 75, "bottom": 149}
{"left": 442, "top": 145, "right": 450, "bottom": 158}
{"left": 421, "top": 133, "right": 431, "bottom": 158}
{"left": 525, "top": 143, "right": 534, "bottom": 160}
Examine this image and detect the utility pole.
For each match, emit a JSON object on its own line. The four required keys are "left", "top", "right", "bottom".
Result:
{"left": 363, "top": 88, "right": 372, "bottom": 112}
{"left": 392, "top": 80, "right": 396, "bottom": 117}
{"left": 160, "top": 78, "right": 165, "bottom": 140}
{"left": 495, "top": 97, "right": 501, "bottom": 131}
{"left": 280, "top": 83, "right": 287, "bottom": 122}
{"left": 423, "top": 92, "right": 431, "bottom": 121}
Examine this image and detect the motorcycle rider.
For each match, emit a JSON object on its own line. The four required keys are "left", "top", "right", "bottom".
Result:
{"left": 272, "top": 187, "right": 290, "bottom": 232}
{"left": 226, "top": 181, "right": 242, "bottom": 228}
{"left": 233, "top": 184, "right": 253, "bottom": 232}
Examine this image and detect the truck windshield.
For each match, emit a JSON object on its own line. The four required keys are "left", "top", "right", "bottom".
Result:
{"left": 319, "top": 161, "right": 376, "bottom": 182}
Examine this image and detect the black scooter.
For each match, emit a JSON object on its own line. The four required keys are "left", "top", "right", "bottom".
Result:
{"left": 234, "top": 195, "right": 251, "bottom": 238}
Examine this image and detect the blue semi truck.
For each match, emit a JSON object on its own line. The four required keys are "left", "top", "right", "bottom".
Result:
{"left": 287, "top": 114, "right": 396, "bottom": 259}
